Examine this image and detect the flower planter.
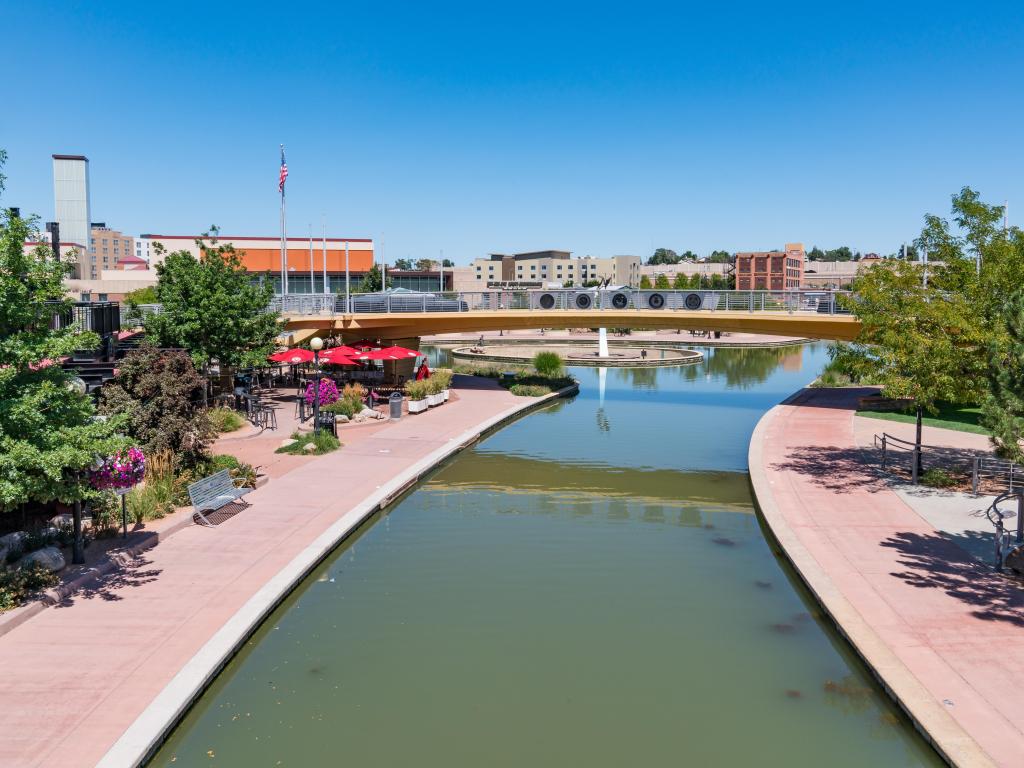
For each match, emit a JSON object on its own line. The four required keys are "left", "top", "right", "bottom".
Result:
{"left": 442, "top": 389, "right": 450, "bottom": 402}
{"left": 427, "top": 393, "right": 443, "bottom": 407}
{"left": 408, "top": 398, "right": 428, "bottom": 414}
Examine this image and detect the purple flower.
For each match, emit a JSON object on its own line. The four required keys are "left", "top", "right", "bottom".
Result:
{"left": 304, "top": 378, "right": 339, "bottom": 407}
{"left": 90, "top": 448, "right": 146, "bottom": 490}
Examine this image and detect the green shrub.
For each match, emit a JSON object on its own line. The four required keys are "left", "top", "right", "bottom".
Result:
{"left": 921, "top": 468, "right": 958, "bottom": 488}
{"left": 324, "top": 399, "right": 360, "bottom": 418}
{"left": 432, "top": 368, "right": 453, "bottom": 390}
{"left": 532, "top": 351, "right": 563, "bottom": 377}
{"left": 275, "top": 430, "right": 341, "bottom": 455}
{"left": 127, "top": 473, "right": 177, "bottom": 523}
{"left": 510, "top": 383, "right": 552, "bottom": 397}
{"left": 405, "top": 380, "right": 430, "bottom": 401}
{"left": 207, "top": 407, "right": 245, "bottom": 433}
{"left": 0, "top": 564, "right": 59, "bottom": 613}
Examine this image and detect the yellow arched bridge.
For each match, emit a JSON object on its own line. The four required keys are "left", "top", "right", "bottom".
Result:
{"left": 273, "top": 289, "right": 861, "bottom": 346}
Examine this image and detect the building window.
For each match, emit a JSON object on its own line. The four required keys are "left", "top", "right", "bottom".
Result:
{"left": 98, "top": 293, "right": 108, "bottom": 302}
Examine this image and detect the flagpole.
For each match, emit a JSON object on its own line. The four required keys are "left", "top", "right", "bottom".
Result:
{"left": 308, "top": 224, "right": 314, "bottom": 294}
{"left": 321, "top": 215, "right": 327, "bottom": 295}
{"left": 345, "top": 240, "right": 350, "bottom": 313}
{"left": 280, "top": 144, "right": 288, "bottom": 295}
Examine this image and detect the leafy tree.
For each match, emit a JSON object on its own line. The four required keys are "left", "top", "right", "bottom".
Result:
{"left": 124, "top": 285, "right": 158, "bottom": 305}
{"left": 679, "top": 250, "right": 699, "bottom": 261}
{"left": 392, "top": 258, "right": 412, "bottom": 270}
{"left": 442, "top": 258, "right": 454, "bottom": 268}
{"left": 654, "top": 273, "right": 671, "bottom": 289}
{"left": 839, "top": 258, "right": 988, "bottom": 474}
{"left": 648, "top": 248, "right": 680, "bottom": 265}
{"left": 807, "top": 246, "right": 825, "bottom": 261}
{"left": 356, "top": 263, "right": 391, "bottom": 293}
{"left": 146, "top": 233, "right": 279, "bottom": 372}
{"left": 639, "top": 275, "right": 653, "bottom": 289}
{"left": 414, "top": 258, "right": 435, "bottom": 271}
{"left": 707, "top": 250, "right": 733, "bottom": 263}
{"left": 984, "top": 288, "right": 1024, "bottom": 460}
{"left": 0, "top": 150, "right": 130, "bottom": 559}
{"left": 688, "top": 273, "right": 703, "bottom": 288}
{"left": 99, "top": 343, "right": 214, "bottom": 465}
{"left": 672, "top": 273, "right": 688, "bottom": 289}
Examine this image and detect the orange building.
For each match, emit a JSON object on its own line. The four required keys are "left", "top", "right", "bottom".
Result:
{"left": 734, "top": 242, "right": 804, "bottom": 290}
{"left": 139, "top": 234, "right": 375, "bottom": 293}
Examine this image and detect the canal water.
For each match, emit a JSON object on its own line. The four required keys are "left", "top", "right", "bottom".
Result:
{"left": 152, "top": 344, "right": 942, "bottom": 767}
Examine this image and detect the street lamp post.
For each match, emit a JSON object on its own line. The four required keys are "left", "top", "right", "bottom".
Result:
{"left": 310, "top": 336, "right": 323, "bottom": 434}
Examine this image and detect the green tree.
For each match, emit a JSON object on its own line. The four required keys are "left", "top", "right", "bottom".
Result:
{"left": 707, "top": 250, "right": 733, "bottom": 263}
{"left": 672, "top": 272, "right": 688, "bottom": 289}
{"left": 679, "top": 250, "right": 699, "bottom": 261}
{"left": 0, "top": 150, "right": 130, "bottom": 559}
{"left": 356, "top": 263, "right": 391, "bottom": 293}
{"left": 99, "top": 343, "right": 214, "bottom": 465}
{"left": 654, "top": 273, "right": 671, "bottom": 289}
{"left": 414, "top": 258, "right": 435, "bottom": 271}
{"left": 839, "top": 258, "right": 988, "bottom": 474}
{"left": 648, "top": 248, "right": 680, "bottom": 265}
{"left": 984, "top": 288, "right": 1024, "bottom": 460}
{"left": 146, "top": 233, "right": 279, "bottom": 372}
{"left": 442, "top": 258, "right": 454, "bottom": 268}
{"left": 392, "top": 258, "right": 412, "bottom": 270}
{"left": 807, "top": 246, "right": 825, "bottom": 261}
{"left": 639, "top": 274, "right": 653, "bottom": 289}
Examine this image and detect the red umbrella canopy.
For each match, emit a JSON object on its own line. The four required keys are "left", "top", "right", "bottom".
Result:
{"left": 347, "top": 339, "right": 380, "bottom": 350}
{"left": 268, "top": 349, "right": 314, "bottom": 364}
{"left": 319, "top": 348, "right": 356, "bottom": 366}
{"left": 376, "top": 345, "right": 420, "bottom": 359}
{"left": 327, "top": 345, "right": 362, "bottom": 357}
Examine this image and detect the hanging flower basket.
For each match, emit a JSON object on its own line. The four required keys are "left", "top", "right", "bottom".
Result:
{"left": 305, "top": 377, "right": 339, "bottom": 407}
{"left": 90, "top": 447, "right": 146, "bottom": 491}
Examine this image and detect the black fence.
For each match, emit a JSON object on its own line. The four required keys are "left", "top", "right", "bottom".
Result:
{"left": 47, "top": 301, "right": 121, "bottom": 337}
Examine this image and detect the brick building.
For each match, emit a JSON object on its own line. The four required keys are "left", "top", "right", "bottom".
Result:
{"left": 734, "top": 243, "right": 805, "bottom": 290}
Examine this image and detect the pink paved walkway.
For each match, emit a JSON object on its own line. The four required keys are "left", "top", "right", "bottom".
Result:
{"left": 751, "top": 387, "right": 1024, "bottom": 768}
{"left": 0, "top": 378, "right": 542, "bottom": 768}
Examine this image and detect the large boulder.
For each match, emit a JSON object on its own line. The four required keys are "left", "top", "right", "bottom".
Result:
{"left": 360, "top": 407, "right": 384, "bottom": 420}
{"left": 0, "top": 531, "right": 27, "bottom": 563}
{"left": 19, "top": 546, "right": 65, "bottom": 573}
{"left": 279, "top": 438, "right": 298, "bottom": 449}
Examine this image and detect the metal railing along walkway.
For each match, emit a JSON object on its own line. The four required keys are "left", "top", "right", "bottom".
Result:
{"left": 267, "top": 288, "right": 853, "bottom": 317}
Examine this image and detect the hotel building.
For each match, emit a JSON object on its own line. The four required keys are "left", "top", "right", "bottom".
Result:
{"left": 471, "top": 251, "right": 641, "bottom": 288}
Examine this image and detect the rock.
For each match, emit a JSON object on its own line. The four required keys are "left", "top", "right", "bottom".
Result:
{"left": 336, "top": 414, "right": 350, "bottom": 424}
{"left": 354, "top": 413, "right": 368, "bottom": 423}
{"left": 360, "top": 407, "right": 384, "bottom": 420}
{"left": 302, "top": 442, "right": 317, "bottom": 453}
{"left": 19, "top": 546, "right": 65, "bottom": 572}
{"left": 279, "top": 438, "right": 298, "bottom": 449}
{"left": 0, "top": 531, "right": 27, "bottom": 563}
{"left": 1006, "top": 545, "right": 1024, "bottom": 575}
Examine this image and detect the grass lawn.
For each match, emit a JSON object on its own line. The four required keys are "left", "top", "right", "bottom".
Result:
{"left": 856, "top": 402, "right": 990, "bottom": 436}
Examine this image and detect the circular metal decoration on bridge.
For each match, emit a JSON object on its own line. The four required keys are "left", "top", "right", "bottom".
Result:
{"left": 684, "top": 292, "right": 703, "bottom": 310}
{"left": 611, "top": 292, "right": 629, "bottom": 309}
{"left": 538, "top": 293, "right": 556, "bottom": 310}
{"left": 575, "top": 292, "right": 593, "bottom": 310}
{"left": 647, "top": 292, "right": 666, "bottom": 309}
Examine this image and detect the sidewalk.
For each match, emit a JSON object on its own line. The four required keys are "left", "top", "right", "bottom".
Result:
{"left": 0, "top": 377, "right": 550, "bottom": 768}
{"left": 750, "top": 387, "right": 1024, "bottom": 767}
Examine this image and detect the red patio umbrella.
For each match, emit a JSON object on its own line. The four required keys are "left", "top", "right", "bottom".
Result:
{"left": 319, "top": 348, "right": 357, "bottom": 366}
{"left": 347, "top": 339, "right": 380, "bottom": 350}
{"left": 377, "top": 345, "right": 420, "bottom": 359}
{"left": 327, "top": 345, "right": 362, "bottom": 357}
{"left": 268, "top": 349, "right": 314, "bottom": 364}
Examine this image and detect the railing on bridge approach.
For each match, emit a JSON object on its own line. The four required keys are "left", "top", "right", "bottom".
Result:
{"left": 268, "top": 289, "right": 853, "bottom": 317}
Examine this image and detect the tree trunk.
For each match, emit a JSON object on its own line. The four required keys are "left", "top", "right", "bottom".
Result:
{"left": 914, "top": 405, "right": 924, "bottom": 483}
{"left": 72, "top": 494, "right": 85, "bottom": 565}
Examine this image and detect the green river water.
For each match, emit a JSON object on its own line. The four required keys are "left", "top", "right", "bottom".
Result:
{"left": 152, "top": 344, "right": 943, "bottom": 767}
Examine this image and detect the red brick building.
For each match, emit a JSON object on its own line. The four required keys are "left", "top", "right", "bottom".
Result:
{"left": 734, "top": 243, "right": 805, "bottom": 290}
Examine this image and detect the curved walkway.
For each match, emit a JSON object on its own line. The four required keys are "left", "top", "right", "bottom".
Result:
{"left": 750, "top": 387, "right": 1024, "bottom": 768}
{"left": 0, "top": 378, "right": 565, "bottom": 768}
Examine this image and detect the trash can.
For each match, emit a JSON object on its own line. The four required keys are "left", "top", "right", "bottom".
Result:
{"left": 389, "top": 391, "right": 404, "bottom": 419}
{"left": 502, "top": 371, "right": 517, "bottom": 384}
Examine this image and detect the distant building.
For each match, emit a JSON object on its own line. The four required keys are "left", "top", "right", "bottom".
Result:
{"left": 735, "top": 243, "right": 805, "bottom": 290}
{"left": 386, "top": 269, "right": 453, "bottom": 292}
{"left": 52, "top": 154, "right": 91, "bottom": 274}
{"left": 87, "top": 224, "right": 134, "bottom": 279}
{"left": 470, "top": 251, "right": 640, "bottom": 288}
{"left": 141, "top": 234, "right": 375, "bottom": 293}
{"left": 640, "top": 262, "right": 731, "bottom": 282}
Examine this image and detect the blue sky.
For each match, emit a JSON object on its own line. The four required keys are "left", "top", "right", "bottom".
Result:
{"left": 4, "top": 0, "right": 1022, "bottom": 263}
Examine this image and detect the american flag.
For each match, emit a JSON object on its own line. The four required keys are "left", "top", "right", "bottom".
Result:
{"left": 278, "top": 146, "right": 288, "bottom": 193}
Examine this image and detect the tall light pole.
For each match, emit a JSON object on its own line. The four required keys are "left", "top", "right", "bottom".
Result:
{"left": 310, "top": 336, "right": 323, "bottom": 433}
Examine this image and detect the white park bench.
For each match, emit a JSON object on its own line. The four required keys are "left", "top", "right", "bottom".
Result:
{"left": 187, "top": 469, "right": 253, "bottom": 526}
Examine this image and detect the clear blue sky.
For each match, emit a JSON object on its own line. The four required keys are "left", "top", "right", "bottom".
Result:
{"left": 4, "top": 0, "right": 1023, "bottom": 264}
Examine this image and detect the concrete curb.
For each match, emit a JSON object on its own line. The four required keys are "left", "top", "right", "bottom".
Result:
{"left": 748, "top": 394, "right": 996, "bottom": 768}
{"left": 97, "top": 385, "right": 574, "bottom": 768}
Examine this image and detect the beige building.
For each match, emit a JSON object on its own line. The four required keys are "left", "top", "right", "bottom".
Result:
{"left": 471, "top": 251, "right": 641, "bottom": 288}
{"left": 640, "top": 262, "right": 732, "bottom": 282}
{"left": 86, "top": 224, "right": 134, "bottom": 280}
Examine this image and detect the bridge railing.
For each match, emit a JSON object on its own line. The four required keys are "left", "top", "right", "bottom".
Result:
{"left": 269, "top": 289, "right": 853, "bottom": 316}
